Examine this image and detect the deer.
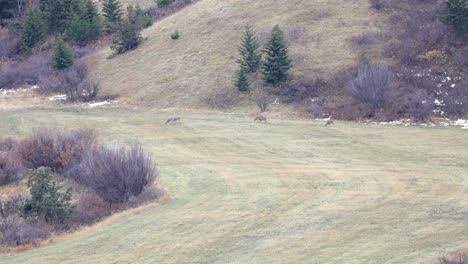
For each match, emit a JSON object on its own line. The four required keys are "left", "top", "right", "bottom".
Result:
{"left": 325, "top": 117, "right": 334, "bottom": 126}
{"left": 165, "top": 117, "right": 181, "bottom": 124}
{"left": 254, "top": 116, "right": 267, "bottom": 122}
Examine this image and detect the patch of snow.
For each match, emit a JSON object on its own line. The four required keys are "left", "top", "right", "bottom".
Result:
{"left": 48, "top": 94, "right": 67, "bottom": 101}
{"left": 1, "top": 85, "right": 39, "bottom": 95}
{"left": 89, "top": 100, "right": 111, "bottom": 108}
{"left": 453, "top": 119, "right": 468, "bottom": 126}
{"left": 434, "top": 99, "right": 445, "bottom": 106}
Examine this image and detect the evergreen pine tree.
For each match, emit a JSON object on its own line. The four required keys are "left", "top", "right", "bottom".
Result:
{"left": 237, "top": 26, "right": 262, "bottom": 73}
{"left": 51, "top": 37, "right": 74, "bottom": 70}
{"left": 66, "top": 0, "right": 100, "bottom": 45}
{"left": 23, "top": 167, "right": 72, "bottom": 223}
{"left": 262, "top": 25, "right": 292, "bottom": 84}
{"left": 102, "top": 0, "right": 123, "bottom": 33}
{"left": 21, "top": 8, "right": 47, "bottom": 54}
{"left": 442, "top": 0, "right": 468, "bottom": 36}
{"left": 40, "top": 0, "right": 73, "bottom": 33}
{"left": 110, "top": 5, "right": 142, "bottom": 54}
{"left": 235, "top": 66, "right": 250, "bottom": 91}
{"left": 84, "top": 0, "right": 101, "bottom": 39}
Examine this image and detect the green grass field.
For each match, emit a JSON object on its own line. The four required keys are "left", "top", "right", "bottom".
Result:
{"left": 0, "top": 108, "right": 466, "bottom": 263}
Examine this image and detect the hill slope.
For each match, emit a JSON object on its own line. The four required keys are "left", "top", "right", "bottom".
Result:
{"left": 88, "top": 0, "right": 378, "bottom": 108}
{"left": 0, "top": 109, "right": 467, "bottom": 263}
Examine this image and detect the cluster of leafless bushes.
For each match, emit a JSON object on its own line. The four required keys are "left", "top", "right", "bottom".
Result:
{"left": 0, "top": 128, "right": 163, "bottom": 246}
{"left": 38, "top": 61, "right": 99, "bottom": 102}
{"left": 0, "top": 152, "right": 25, "bottom": 186}
{"left": 439, "top": 252, "right": 468, "bottom": 264}
{"left": 0, "top": 53, "right": 53, "bottom": 88}
{"left": 69, "top": 143, "right": 158, "bottom": 204}
{"left": 0, "top": 28, "right": 21, "bottom": 59}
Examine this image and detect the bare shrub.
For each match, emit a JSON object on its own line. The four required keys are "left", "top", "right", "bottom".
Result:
{"left": 203, "top": 90, "right": 242, "bottom": 109}
{"left": 256, "top": 95, "right": 269, "bottom": 112}
{"left": 17, "top": 128, "right": 97, "bottom": 172}
{"left": 0, "top": 193, "right": 28, "bottom": 219}
{"left": 369, "top": 0, "right": 389, "bottom": 10}
{"left": 0, "top": 215, "right": 53, "bottom": 246}
{"left": 439, "top": 253, "right": 468, "bottom": 264}
{"left": 38, "top": 61, "right": 99, "bottom": 102}
{"left": 127, "top": 185, "right": 165, "bottom": 208}
{"left": 0, "top": 137, "right": 17, "bottom": 151}
{"left": 0, "top": 193, "right": 53, "bottom": 246}
{"left": 443, "top": 83, "right": 468, "bottom": 117}
{"left": 349, "top": 63, "right": 395, "bottom": 113}
{"left": 0, "top": 152, "right": 25, "bottom": 185}
{"left": 71, "top": 191, "right": 111, "bottom": 225}
{"left": 0, "top": 29, "right": 20, "bottom": 59}
{"left": 351, "top": 32, "right": 386, "bottom": 47}
{"left": 74, "top": 143, "right": 158, "bottom": 204}
{"left": 386, "top": 89, "right": 434, "bottom": 121}
{"left": 0, "top": 54, "right": 52, "bottom": 89}
{"left": 273, "top": 77, "right": 329, "bottom": 103}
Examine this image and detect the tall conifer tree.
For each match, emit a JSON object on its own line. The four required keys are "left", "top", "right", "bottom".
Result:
{"left": 262, "top": 25, "right": 292, "bottom": 84}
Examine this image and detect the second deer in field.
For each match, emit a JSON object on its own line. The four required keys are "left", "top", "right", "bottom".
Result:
{"left": 325, "top": 118, "right": 334, "bottom": 126}
{"left": 254, "top": 116, "right": 267, "bottom": 122}
{"left": 165, "top": 117, "right": 181, "bottom": 124}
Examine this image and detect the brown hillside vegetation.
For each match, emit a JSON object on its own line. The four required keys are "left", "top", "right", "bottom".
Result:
{"left": 88, "top": 0, "right": 379, "bottom": 108}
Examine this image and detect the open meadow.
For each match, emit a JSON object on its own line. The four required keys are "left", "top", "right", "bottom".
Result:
{"left": 0, "top": 108, "right": 466, "bottom": 263}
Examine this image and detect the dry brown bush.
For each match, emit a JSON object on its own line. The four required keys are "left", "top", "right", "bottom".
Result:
{"left": 71, "top": 191, "right": 111, "bottom": 225}
{"left": 17, "top": 128, "right": 97, "bottom": 172}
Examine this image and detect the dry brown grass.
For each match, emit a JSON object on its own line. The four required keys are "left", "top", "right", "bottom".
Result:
{"left": 88, "top": 0, "right": 379, "bottom": 109}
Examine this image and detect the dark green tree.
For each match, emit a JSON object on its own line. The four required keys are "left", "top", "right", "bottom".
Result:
{"left": 262, "top": 25, "right": 292, "bottom": 84}
{"left": 157, "top": 0, "right": 173, "bottom": 8}
{"left": 135, "top": 4, "right": 153, "bottom": 28}
{"left": 235, "top": 66, "right": 250, "bottom": 91}
{"left": 23, "top": 167, "right": 72, "bottom": 223}
{"left": 102, "top": 0, "right": 123, "bottom": 33}
{"left": 66, "top": 0, "right": 100, "bottom": 45}
{"left": 237, "top": 26, "right": 262, "bottom": 73}
{"left": 39, "top": 0, "right": 73, "bottom": 33}
{"left": 0, "top": 0, "right": 15, "bottom": 19}
{"left": 21, "top": 8, "right": 47, "bottom": 54}
{"left": 110, "top": 5, "right": 143, "bottom": 54}
{"left": 51, "top": 37, "right": 74, "bottom": 70}
{"left": 442, "top": 0, "right": 468, "bottom": 36}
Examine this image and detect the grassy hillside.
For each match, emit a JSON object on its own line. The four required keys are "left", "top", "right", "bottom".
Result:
{"left": 88, "top": 0, "right": 379, "bottom": 108}
{"left": 0, "top": 108, "right": 466, "bottom": 263}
